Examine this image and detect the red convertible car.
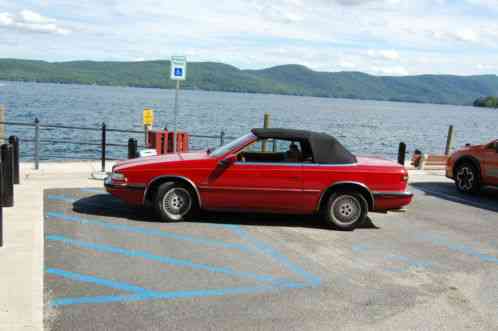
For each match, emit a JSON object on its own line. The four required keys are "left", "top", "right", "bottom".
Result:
{"left": 105, "top": 129, "right": 412, "bottom": 230}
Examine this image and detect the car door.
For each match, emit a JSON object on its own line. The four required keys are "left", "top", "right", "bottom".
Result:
{"left": 482, "top": 140, "right": 498, "bottom": 185}
{"left": 201, "top": 139, "right": 305, "bottom": 213}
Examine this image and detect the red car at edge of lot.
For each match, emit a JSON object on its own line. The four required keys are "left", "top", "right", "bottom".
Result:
{"left": 446, "top": 139, "right": 498, "bottom": 193}
{"left": 105, "top": 128, "right": 413, "bottom": 230}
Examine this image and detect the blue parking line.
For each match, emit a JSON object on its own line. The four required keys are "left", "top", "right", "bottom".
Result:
{"left": 48, "top": 195, "right": 76, "bottom": 203}
{"left": 46, "top": 212, "right": 251, "bottom": 253}
{"left": 47, "top": 234, "right": 276, "bottom": 282}
{"left": 352, "top": 244, "right": 370, "bottom": 252}
{"left": 80, "top": 188, "right": 106, "bottom": 194}
{"left": 418, "top": 234, "right": 498, "bottom": 265}
{"left": 224, "top": 226, "right": 321, "bottom": 286}
{"left": 352, "top": 244, "right": 433, "bottom": 272}
{"left": 50, "top": 284, "right": 278, "bottom": 307}
{"left": 47, "top": 268, "right": 152, "bottom": 294}
{"left": 385, "top": 255, "right": 432, "bottom": 268}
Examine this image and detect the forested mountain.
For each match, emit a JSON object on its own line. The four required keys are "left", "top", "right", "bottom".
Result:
{"left": 1, "top": 59, "right": 498, "bottom": 105}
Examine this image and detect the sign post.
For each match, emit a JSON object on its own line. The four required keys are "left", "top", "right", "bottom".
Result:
{"left": 143, "top": 108, "right": 154, "bottom": 145}
{"left": 170, "top": 56, "right": 187, "bottom": 153}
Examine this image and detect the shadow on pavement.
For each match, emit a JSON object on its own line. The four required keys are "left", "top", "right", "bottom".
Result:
{"left": 72, "top": 194, "right": 378, "bottom": 231}
{"left": 72, "top": 194, "right": 158, "bottom": 222}
{"left": 411, "top": 182, "right": 498, "bottom": 213}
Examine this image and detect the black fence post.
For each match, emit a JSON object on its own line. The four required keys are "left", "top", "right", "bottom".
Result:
{"left": 0, "top": 163, "right": 3, "bottom": 247}
{"left": 101, "top": 122, "right": 106, "bottom": 173}
{"left": 0, "top": 144, "right": 15, "bottom": 248}
{"left": 398, "top": 142, "right": 407, "bottom": 165}
{"left": 1, "top": 144, "right": 14, "bottom": 208}
{"left": 128, "top": 138, "right": 138, "bottom": 159}
{"left": 220, "top": 130, "right": 225, "bottom": 146}
{"left": 34, "top": 118, "right": 40, "bottom": 170}
{"left": 8, "top": 136, "right": 19, "bottom": 184}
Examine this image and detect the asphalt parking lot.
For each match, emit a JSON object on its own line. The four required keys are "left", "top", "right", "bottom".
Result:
{"left": 44, "top": 182, "right": 498, "bottom": 330}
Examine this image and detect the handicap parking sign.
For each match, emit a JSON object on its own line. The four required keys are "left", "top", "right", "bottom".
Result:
{"left": 170, "top": 56, "right": 187, "bottom": 81}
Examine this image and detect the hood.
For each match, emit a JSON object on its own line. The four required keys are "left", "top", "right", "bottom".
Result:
{"left": 467, "top": 144, "right": 485, "bottom": 150}
{"left": 113, "top": 151, "right": 209, "bottom": 171}
{"left": 455, "top": 144, "right": 485, "bottom": 153}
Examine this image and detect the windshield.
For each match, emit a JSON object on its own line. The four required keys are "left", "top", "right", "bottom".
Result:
{"left": 210, "top": 133, "right": 255, "bottom": 157}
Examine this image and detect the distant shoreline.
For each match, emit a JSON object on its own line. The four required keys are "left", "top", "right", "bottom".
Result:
{"left": 0, "top": 78, "right": 480, "bottom": 108}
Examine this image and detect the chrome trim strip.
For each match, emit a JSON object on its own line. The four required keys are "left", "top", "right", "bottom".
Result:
{"left": 315, "top": 181, "right": 374, "bottom": 212}
{"left": 302, "top": 163, "right": 358, "bottom": 167}
{"left": 199, "top": 186, "right": 304, "bottom": 193}
{"left": 234, "top": 162, "right": 357, "bottom": 167}
{"left": 104, "top": 180, "right": 145, "bottom": 191}
{"left": 372, "top": 191, "right": 413, "bottom": 198}
{"left": 143, "top": 175, "right": 203, "bottom": 208}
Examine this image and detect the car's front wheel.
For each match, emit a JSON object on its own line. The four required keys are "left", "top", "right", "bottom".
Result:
{"left": 155, "top": 182, "right": 198, "bottom": 222}
{"left": 324, "top": 191, "right": 368, "bottom": 231}
{"left": 455, "top": 162, "right": 480, "bottom": 194}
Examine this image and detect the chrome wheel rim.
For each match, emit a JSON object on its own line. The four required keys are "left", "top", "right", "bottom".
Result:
{"left": 456, "top": 166, "right": 474, "bottom": 191}
{"left": 331, "top": 195, "right": 361, "bottom": 226}
{"left": 162, "top": 187, "right": 192, "bottom": 220}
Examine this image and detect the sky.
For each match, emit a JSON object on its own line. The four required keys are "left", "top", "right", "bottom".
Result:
{"left": 0, "top": 0, "right": 498, "bottom": 76}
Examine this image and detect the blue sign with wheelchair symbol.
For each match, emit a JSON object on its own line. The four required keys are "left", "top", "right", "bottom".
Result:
{"left": 170, "top": 56, "right": 187, "bottom": 80}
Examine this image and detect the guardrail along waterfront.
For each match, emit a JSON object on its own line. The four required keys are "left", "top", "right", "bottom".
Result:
{"left": 0, "top": 118, "right": 232, "bottom": 170}
{"left": 0, "top": 107, "right": 455, "bottom": 169}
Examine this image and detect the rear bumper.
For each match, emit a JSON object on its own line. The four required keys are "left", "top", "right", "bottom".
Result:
{"left": 372, "top": 191, "right": 413, "bottom": 211}
{"left": 104, "top": 177, "right": 145, "bottom": 205}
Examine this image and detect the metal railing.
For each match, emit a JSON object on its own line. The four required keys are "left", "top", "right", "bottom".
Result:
{"left": 0, "top": 119, "right": 232, "bottom": 171}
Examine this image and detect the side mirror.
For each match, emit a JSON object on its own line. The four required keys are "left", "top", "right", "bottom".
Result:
{"left": 220, "top": 154, "right": 237, "bottom": 166}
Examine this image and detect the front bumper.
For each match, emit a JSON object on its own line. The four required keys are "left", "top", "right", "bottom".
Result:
{"left": 446, "top": 166, "right": 453, "bottom": 179}
{"left": 104, "top": 176, "right": 145, "bottom": 205}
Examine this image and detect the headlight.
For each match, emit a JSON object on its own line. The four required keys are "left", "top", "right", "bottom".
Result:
{"left": 111, "top": 172, "right": 126, "bottom": 182}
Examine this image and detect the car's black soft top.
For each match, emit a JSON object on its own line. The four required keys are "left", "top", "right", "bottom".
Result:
{"left": 251, "top": 128, "right": 357, "bottom": 164}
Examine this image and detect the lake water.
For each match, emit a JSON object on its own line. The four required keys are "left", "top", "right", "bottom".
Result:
{"left": 0, "top": 81, "right": 497, "bottom": 161}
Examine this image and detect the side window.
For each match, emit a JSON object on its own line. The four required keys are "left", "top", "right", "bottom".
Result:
{"left": 267, "top": 139, "right": 299, "bottom": 153}
{"left": 237, "top": 139, "right": 307, "bottom": 163}
{"left": 243, "top": 140, "right": 264, "bottom": 152}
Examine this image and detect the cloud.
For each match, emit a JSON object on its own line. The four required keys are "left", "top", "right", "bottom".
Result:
{"left": 338, "top": 60, "right": 357, "bottom": 69}
{"left": 432, "top": 28, "right": 480, "bottom": 43}
{"left": 249, "top": 1, "right": 304, "bottom": 24}
{"left": 0, "top": 10, "right": 70, "bottom": 35}
{"left": 371, "top": 65, "right": 409, "bottom": 75}
{"left": 1, "top": 0, "right": 498, "bottom": 75}
{"left": 465, "top": 0, "right": 498, "bottom": 9}
{"left": 367, "top": 49, "right": 400, "bottom": 61}
{"left": 333, "top": 0, "right": 400, "bottom": 6}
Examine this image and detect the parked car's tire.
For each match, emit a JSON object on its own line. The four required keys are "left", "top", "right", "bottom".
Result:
{"left": 454, "top": 162, "right": 480, "bottom": 194}
{"left": 324, "top": 191, "right": 368, "bottom": 231}
{"left": 155, "top": 182, "right": 198, "bottom": 222}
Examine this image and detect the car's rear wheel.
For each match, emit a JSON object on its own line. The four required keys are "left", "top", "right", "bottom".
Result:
{"left": 324, "top": 191, "right": 368, "bottom": 231}
{"left": 155, "top": 182, "right": 198, "bottom": 222}
{"left": 455, "top": 162, "right": 480, "bottom": 194}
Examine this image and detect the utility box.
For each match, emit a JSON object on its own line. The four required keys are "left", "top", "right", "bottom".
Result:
{"left": 147, "top": 130, "right": 189, "bottom": 154}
